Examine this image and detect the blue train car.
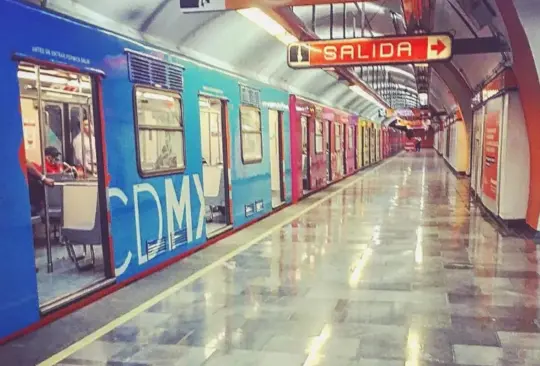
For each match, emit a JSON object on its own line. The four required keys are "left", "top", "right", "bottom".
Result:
{"left": 0, "top": 0, "right": 291, "bottom": 339}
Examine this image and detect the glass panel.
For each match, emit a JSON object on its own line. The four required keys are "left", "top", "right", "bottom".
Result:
{"left": 240, "top": 105, "right": 261, "bottom": 132}
{"left": 136, "top": 89, "right": 182, "bottom": 128}
{"left": 241, "top": 132, "right": 262, "bottom": 162}
{"left": 209, "top": 112, "right": 223, "bottom": 165}
{"left": 315, "top": 120, "right": 323, "bottom": 154}
{"left": 240, "top": 105, "right": 262, "bottom": 163}
{"left": 135, "top": 87, "right": 184, "bottom": 174}
{"left": 335, "top": 124, "right": 341, "bottom": 151}
{"left": 301, "top": 116, "right": 308, "bottom": 154}
{"left": 200, "top": 111, "right": 211, "bottom": 164}
{"left": 138, "top": 130, "right": 184, "bottom": 172}
{"left": 44, "top": 104, "right": 63, "bottom": 155}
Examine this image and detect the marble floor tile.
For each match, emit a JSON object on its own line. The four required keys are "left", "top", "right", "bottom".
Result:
{"left": 453, "top": 344, "right": 503, "bottom": 365}
{"left": 6, "top": 151, "right": 540, "bottom": 366}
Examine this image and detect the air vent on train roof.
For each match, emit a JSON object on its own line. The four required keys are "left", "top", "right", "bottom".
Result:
{"left": 127, "top": 50, "right": 184, "bottom": 92}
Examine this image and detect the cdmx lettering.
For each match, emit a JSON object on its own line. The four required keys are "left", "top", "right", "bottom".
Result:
{"left": 108, "top": 174, "right": 205, "bottom": 276}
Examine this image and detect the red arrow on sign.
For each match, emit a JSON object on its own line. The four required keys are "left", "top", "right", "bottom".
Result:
{"left": 430, "top": 39, "right": 447, "bottom": 55}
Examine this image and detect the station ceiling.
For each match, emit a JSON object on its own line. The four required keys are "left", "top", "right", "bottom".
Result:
{"left": 42, "top": 0, "right": 512, "bottom": 123}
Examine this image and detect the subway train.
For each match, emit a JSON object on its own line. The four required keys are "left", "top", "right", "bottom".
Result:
{"left": 0, "top": 0, "right": 404, "bottom": 340}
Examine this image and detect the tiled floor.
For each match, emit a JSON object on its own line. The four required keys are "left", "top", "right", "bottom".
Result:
{"left": 4, "top": 150, "right": 540, "bottom": 365}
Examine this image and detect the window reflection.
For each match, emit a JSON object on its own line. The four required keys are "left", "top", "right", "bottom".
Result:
{"left": 240, "top": 105, "right": 262, "bottom": 163}
{"left": 135, "top": 88, "right": 185, "bottom": 174}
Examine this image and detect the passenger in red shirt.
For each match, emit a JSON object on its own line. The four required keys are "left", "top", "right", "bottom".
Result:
{"left": 33, "top": 146, "right": 75, "bottom": 174}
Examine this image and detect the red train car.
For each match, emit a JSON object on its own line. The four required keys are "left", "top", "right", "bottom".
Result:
{"left": 289, "top": 95, "right": 329, "bottom": 202}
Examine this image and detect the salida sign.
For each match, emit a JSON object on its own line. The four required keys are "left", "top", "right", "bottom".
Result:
{"left": 288, "top": 34, "right": 453, "bottom": 68}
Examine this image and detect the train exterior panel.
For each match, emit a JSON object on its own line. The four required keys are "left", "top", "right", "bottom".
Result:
{"left": 0, "top": 0, "right": 403, "bottom": 342}
{"left": 0, "top": 0, "right": 292, "bottom": 339}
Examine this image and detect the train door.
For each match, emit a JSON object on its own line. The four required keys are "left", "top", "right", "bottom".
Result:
{"left": 199, "top": 96, "right": 232, "bottom": 237}
{"left": 363, "top": 126, "right": 370, "bottom": 167}
{"left": 343, "top": 125, "right": 348, "bottom": 173}
{"left": 334, "top": 123, "right": 341, "bottom": 177}
{"left": 370, "top": 127, "right": 376, "bottom": 163}
{"left": 326, "top": 120, "right": 332, "bottom": 182}
{"left": 18, "top": 61, "right": 112, "bottom": 312}
{"left": 269, "top": 109, "right": 285, "bottom": 207}
{"left": 376, "top": 129, "right": 380, "bottom": 161}
{"left": 301, "top": 115, "right": 310, "bottom": 193}
{"left": 356, "top": 125, "right": 361, "bottom": 169}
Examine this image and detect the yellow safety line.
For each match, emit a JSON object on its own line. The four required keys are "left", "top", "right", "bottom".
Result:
{"left": 38, "top": 158, "right": 392, "bottom": 366}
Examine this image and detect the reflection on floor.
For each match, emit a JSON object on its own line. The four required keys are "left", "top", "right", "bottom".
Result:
{"left": 7, "top": 150, "right": 540, "bottom": 366}
{"left": 34, "top": 234, "right": 104, "bottom": 304}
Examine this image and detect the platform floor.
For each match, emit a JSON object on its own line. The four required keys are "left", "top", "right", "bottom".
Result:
{"left": 2, "top": 150, "right": 540, "bottom": 366}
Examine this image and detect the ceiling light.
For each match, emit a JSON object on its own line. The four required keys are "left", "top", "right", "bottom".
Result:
{"left": 350, "top": 85, "right": 385, "bottom": 109}
{"left": 418, "top": 93, "right": 428, "bottom": 105}
{"left": 237, "top": 8, "right": 298, "bottom": 45}
{"left": 384, "top": 66, "right": 415, "bottom": 79}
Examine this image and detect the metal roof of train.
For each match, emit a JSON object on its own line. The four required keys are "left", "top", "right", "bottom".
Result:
{"left": 41, "top": 0, "right": 511, "bottom": 124}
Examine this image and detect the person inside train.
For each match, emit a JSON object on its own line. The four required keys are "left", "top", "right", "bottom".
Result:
{"left": 73, "top": 111, "right": 97, "bottom": 175}
{"left": 33, "top": 146, "right": 77, "bottom": 175}
{"left": 26, "top": 159, "right": 54, "bottom": 216}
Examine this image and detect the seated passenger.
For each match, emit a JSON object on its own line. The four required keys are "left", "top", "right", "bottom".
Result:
{"left": 26, "top": 159, "right": 54, "bottom": 216}
{"left": 33, "top": 146, "right": 76, "bottom": 175}
{"left": 73, "top": 116, "right": 97, "bottom": 175}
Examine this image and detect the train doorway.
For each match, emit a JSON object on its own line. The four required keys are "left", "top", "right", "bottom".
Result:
{"left": 18, "top": 61, "right": 113, "bottom": 312}
{"left": 301, "top": 115, "right": 310, "bottom": 194}
{"left": 326, "top": 120, "right": 332, "bottom": 182}
{"left": 363, "top": 126, "right": 370, "bottom": 167}
{"left": 336, "top": 123, "right": 344, "bottom": 176}
{"left": 199, "top": 96, "right": 232, "bottom": 237}
{"left": 269, "top": 110, "right": 285, "bottom": 208}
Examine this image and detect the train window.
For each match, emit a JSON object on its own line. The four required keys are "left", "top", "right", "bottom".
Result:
{"left": 134, "top": 87, "right": 185, "bottom": 175}
{"left": 240, "top": 105, "right": 263, "bottom": 164}
{"left": 18, "top": 63, "right": 97, "bottom": 178}
{"left": 315, "top": 120, "right": 323, "bottom": 154}
{"left": 348, "top": 126, "right": 354, "bottom": 149}
{"left": 335, "top": 124, "right": 341, "bottom": 151}
{"left": 301, "top": 116, "right": 308, "bottom": 154}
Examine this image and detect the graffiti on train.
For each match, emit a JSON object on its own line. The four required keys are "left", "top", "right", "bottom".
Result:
{"left": 108, "top": 174, "right": 205, "bottom": 276}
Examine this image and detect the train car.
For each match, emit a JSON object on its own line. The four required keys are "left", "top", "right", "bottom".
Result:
{"left": 345, "top": 114, "right": 358, "bottom": 175}
{"left": 0, "top": 0, "right": 294, "bottom": 339}
{"left": 289, "top": 95, "right": 329, "bottom": 201}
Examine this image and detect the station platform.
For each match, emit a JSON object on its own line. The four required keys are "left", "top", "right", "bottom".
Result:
{"left": 2, "top": 150, "right": 540, "bottom": 366}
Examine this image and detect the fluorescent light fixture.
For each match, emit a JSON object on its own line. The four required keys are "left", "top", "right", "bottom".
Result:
{"left": 237, "top": 8, "right": 298, "bottom": 45}
{"left": 350, "top": 85, "right": 385, "bottom": 109}
{"left": 385, "top": 66, "right": 415, "bottom": 79}
{"left": 356, "top": 66, "right": 415, "bottom": 79}
{"left": 419, "top": 92, "right": 428, "bottom": 105}
{"left": 377, "top": 83, "right": 418, "bottom": 95}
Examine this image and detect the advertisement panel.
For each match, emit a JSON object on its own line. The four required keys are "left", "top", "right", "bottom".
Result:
{"left": 482, "top": 109, "right": 501, "bottom": 200}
